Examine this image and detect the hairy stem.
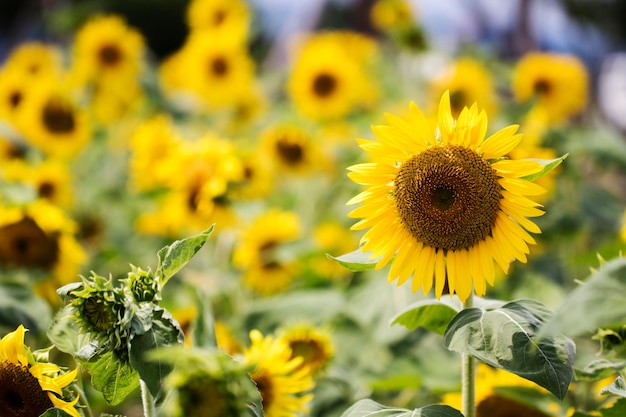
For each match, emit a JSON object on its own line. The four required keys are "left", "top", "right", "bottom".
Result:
{"left": 462, "top": 294, "right": 476, "bottom": 417}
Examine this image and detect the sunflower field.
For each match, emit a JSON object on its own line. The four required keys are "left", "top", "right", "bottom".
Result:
{"left": 0, "top": 0, "right": 626, "bottom": 416}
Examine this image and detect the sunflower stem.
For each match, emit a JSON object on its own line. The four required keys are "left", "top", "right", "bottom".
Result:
{"left": 140, "top": 379, "right": 157, "bottom": 417}
{"left": 461, "top": 293, "right": 476, "bottom": 417}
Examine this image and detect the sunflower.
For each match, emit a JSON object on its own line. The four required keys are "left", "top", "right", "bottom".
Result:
{"left": 186, "top": 0, "right": 251, "bottom": 45}
{"left": 278, "top": 323, "right": 334, "bottom": 376}
{"left": 287, "top": 31, "right": 378, "bottom": 121}
{"left": 228, "top": 151, "right": 274, "bottom": 201}
{"left": 174, "top": 30, "right": 255, "bottom": 110}
{"left": 2, "top": 159, "right": 75, "bottom": 208}
{"left": 259, "top": 123, "right": 326, "bottom": 176}
{"left": 243, "top": 329, "right": 314, "bottom": 417}
{"left": 0, "top": 67, "right": 34, "bottom": 125}
{"left": 370, "top": 0, "right": 414, "bottom": 32}
{"left": 442, "top": 363, "right": 555, "bottom": 417}
{"left": 0, "top": 200, "right": 87, "bottom": 305}
{"left": 311, "top": 220, "right": 359, "bottom": 280}
{"left": 0, "top": 325, "right": 80, "bottom": 417}
{"left": 215, "top": 321, "right": 243, "bottom": 355}
{"left": 16, "top": 81, "right": 91, "bottom": 159}
{"left": 511, "top": 51, "right": 589, "bottom": 124}
{"left": 428, "top": 57, "right": 497, "bottom": 119}
{"left": 2, "top": 41, "right": 62, "bottom": 79}
{"left": 71, "top": 14, "right": 145, "bottom": 85}
{"left": 348, "top": 91, "right": 546, "bottom": 302}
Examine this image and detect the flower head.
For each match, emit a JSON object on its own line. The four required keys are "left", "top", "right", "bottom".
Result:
{"left": 0, "top": 325, "right": 80, "bottom": 417}
{"left": 348, "top": 91, "right": 546, "bottom": 301}
{"left": 243, "top": 330, "right": 314, "bottom": 417}
{"left": 278, "top": 323, "right": 334, "bottom": 376}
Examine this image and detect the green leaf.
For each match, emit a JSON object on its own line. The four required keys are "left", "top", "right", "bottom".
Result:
{"left": 47, "top": 306, "right": 85, "bottom": 355}
{"left": 600, "top": 376, "right": 626, "bottom": 398}
{"left": 340, "top": 399, "right": 463, "bottom": 417}
{"left": 156, "top": 226, "right": 214, "bottom": 285}
{"left": 326, "top": 248, "right": 380, "bottom": 271}
{"left": 540, "top": 258, "right": 626, "bottom": 339}
{"left": 191, "top": 286, "right": 216, "bottom": 348}
{"left": 84, "top": 351, "right": 140, "bottom": 405}
{"left": 391, "top": 298, "right": 461, "bottom": 334}
{"left": 443, "top": 299, "right": 575, "bottom": 400}
{"left": 600, "top": 397, "right": 626, "bottom": 417}
{"left": 521, "top": 154, "right": 568, "bottom": 182}
{"left": 575, "top": 358, "right": 626, "bottom": 381}
{"left": 38, "top": 408, "right": 73, "bottom": 417}
{"left": 129, "top": 307, "right": 183, "bottom": 400}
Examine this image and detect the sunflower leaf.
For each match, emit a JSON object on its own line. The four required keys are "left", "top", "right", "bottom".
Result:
{"left": 326, "top": 248, "right": 380, "bottom": 271}
{"left": 391, "top": 298, "right": 462, "bottom": 334}
{"left": 38, "top": 408, "right": 74, "bottom": 417}
{"left": 84, "top": 350, "right": 140, "bottom": 405}
{"left": 340, "top": 399, "right": 463, "bottom": 417}
{"left": 575, "top": 358, "right": 626, "bottom": 381}
{"left": 155, "top": 225, "right": 214, "bottom": 286}
{"left": 520, "top": 153, "right": 568, "bottom": 182}
{"left": 539, "top": 258, "right": 626, "bottom": 339}
{"left": 443, "top": 298, "right": 575, "bottom": 401}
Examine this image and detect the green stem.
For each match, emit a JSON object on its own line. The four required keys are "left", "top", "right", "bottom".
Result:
{"left": 461, "top": 294, "right": 476, "bottom": 417}
{"left": 140, "top": 380, "right": 157, "bottom": 417}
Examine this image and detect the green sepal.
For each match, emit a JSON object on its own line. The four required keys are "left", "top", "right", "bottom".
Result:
{"left": 520, "top": 153, "right": 568, "bottom": 182}
{"left": 391, "top": 298, "right": 462, "bottom": 335}
{"left": 340, "top": 399, "right": 463, "bottom": 417}
{"left": 575, "top": 358, "right": 626, "bottom": 381}
{"left": 156, "top": 225, "right": 214, "bottom": 286}
{"left": 540, "top": 257, "right": 626, "bottom": 339}
{"left": 443, "top": 298, "right": 575, "bottom": 401}
{"left": 326, "top": 248, "right": 380, "bottom": 271}
{"left": 600, "top": 376, "right": 626, "bottom": 398}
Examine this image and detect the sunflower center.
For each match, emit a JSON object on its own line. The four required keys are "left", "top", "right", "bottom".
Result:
{"left": 394, "top": 145, "right": 501, "bottom": 251}
{"left": 477, "top": 395, "right": 550, "bottom": 417}
{"left": 210, "top": 56, "right": 229, "bottom": 77}
{"left": 83, "top": 297, "right": 117, "bottom": 331}
{"left": 0, "top": 217, "right": 59, "bottom": 269}
{"left": 42, "top": 98, "right": 76, "bottom": 134}
{"left": 38, "top": 182, "right": 56, "bottom": 200}
{"left": 312, "top": 73, "right": 337, "bottom": 97}
{"left": 98, "top": 44, "right": 123, "bottom": 67}
{"left": 213, "top": 9, "right": 227, "bottom": 25}
{"left": 533, "top": 79, "right": 552, "bottom": 96}
{"left": 0, "top": 361, "right": 54, "bottom": 417}
{"left": 276, "top": 139, "right": 304, "bottom": 165}
{"left": 253, "top": 373, "right": 274, "bottom": 412}
{"left": 289, "top": 340, "right": 324, "bottom": 370}
{"left": 9, "top": 90, "right": 23, "bottom": 109}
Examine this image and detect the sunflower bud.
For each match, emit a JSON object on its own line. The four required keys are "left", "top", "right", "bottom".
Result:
{"left": 125, "top": 265, "right": 159, "bottom": 302}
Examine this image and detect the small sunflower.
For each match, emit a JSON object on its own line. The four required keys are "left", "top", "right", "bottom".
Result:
{"left": 16, "top": 81, "right": 91, "bottom": 159}
{"left": 0, "top": 325, "right": 80, "bottom": 417}
{"left": 175, "top": 30, "right": 255, "bottom": 110}
{"left": 2, "top": 159, "right": 75, "bottom": 208}
{"left": 278, "top": 323, "right": 334, "bottom": 376}
{"left": 215, "top": 321, "right": 243, "bottom": 355}
{"left": 2, "top": 41, "right": 62, "bottom": 79}
{"left": 259, "top": 124, "right": 325, "bottom": 176}
{"left": 370, "top": 0, "right": 414, "bottom": 32}
{"left": 228, "top": 151, "right": 274, "bottom": 201}
{"left": 0, "top": 67, "right": 34, "bottom": 125}
{"left": 287, "top": 31, "right": 378, "bottom": 121}
{"left": 442, "top": 363, "right": 554, "bottom": 417}
{"left": 348, "top": 91, "right": 546, "bottom": 302}
{"left": 243, "top": 329, "right": 314, "bottom": 417}
{"left": 71, "top": 14, "right": 145, "bottom": 85}
{"left": 512, "top": 51, "right": 589, "bottom": 124}
{"left": 428, "top": 57, "right": 497, "bottom": 119}
{"left": 186, "top": 0, "right": 251, "bottom": 44}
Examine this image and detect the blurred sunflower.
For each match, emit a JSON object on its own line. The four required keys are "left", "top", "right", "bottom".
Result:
{"left": 0, "top": 200, "right": 87, "bottom": 305}
{"left": 348, "top": 91, "right": 546, "bottom": 302}
{"left": 71, "top": 14, "right": 145, "bottom": 85}
{"left": 442, "top": 363, "right": 555, "bottom": 417}
{"left": 287, "top": 31, "right": 378, "bottom": 121}
{"left": 16, "top": 82, "right": 91, "bottom": 159}
{"left": 233, "top": 209, "right": 301, "bottom": 295}
{"left": 278, "top": 323, "right": 334, "bottom": 376}
{"left": 228, "top": 151, "right": 274, "bottom": 201}
{"left": 243, "top": 329, "right": 315, "bottom": 417}
{"left": 311, "top": 220, "right": 359, "bottom": 280}
{"left": 259, "top": 124, "right": 326, "bottom": 176}
{"left": 2, "top": 41, "right": 62, "bottom": 79}
{"left": 186, "top": 0, "right": 251, "bottom": 44}
{"left": 512, "top": 51, "right": 589, "bottom": 124}
{"left": 370, "top": 0, "right": 414, "bottom": 32}
{"left": 174, "top": 30, "right": 255, "bottom": 110}
{"left": 0, "top": 134, "right": 28, "bottom": 161}
{"left": 136, "top": 133, "right": 243, "bottom": 236}
{"left": 0, "top": 67, "right": 33, "bottom": 125}
{"left": 0, "top": 325, "right": 80, "bottom": 417}
{"left": 215, "top": 321, "right": 243, "bottom": 355}
{"left": 2, "top": 159, "right": 75, "bottom": 208}
{"left": 428, "top": 57, "right": 497, "bottom": 119}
